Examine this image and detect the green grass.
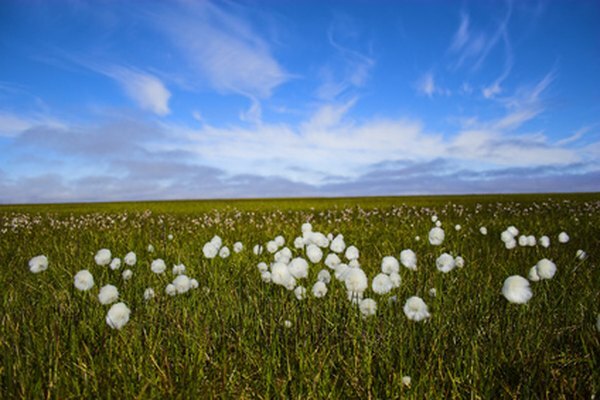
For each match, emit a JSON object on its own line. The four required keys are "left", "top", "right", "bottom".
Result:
{"left": 1, "top": 194, "right": 599, "bottom": 399}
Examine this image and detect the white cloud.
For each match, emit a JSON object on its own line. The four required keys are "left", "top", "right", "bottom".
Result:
{"left": 416, "top": 72, "right": 436, "bottom": 97}
{"left": 108, "top": 67, "right": 171, "bottom": 116}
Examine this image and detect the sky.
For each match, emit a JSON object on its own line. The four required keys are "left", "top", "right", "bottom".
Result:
{"left": 1, "top": 0, "right": 599, "bottom": 203}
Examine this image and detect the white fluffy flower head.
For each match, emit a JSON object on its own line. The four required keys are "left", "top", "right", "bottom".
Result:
{"left": 74, "top": 270, "right": 94, "bottom": 291}
{"left": 98, "top": 284, "right": 119, "bottom": 305}
{"left": 106, "top": 302, "right": 130, "bottom": 330}
{"left": 502, "top": 275, "right": 532, "bottom": 304}
{"left": 151, "top": 259, "right": 166, "bottom": 274}
{"left": 29, "top": 255, "right": 49, "bottom": 273}
{"left": 403, "top": 296, "right": 430, "bottom": 321}
{"left": 381, "top": 256, "right": 400, "bottom": 275}
{"left": 399, "top": 249, "right": 417, "bottom": 271}
{"left": 94, "top": 249, "right": 112, "bottom": 266}
{"left": 124, "top": 251, "right": 137, "bottom": 266}
{"left": 428, "top": 227, "right": 445, "bottom": 246}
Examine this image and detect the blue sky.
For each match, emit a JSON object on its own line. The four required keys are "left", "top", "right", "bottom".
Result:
{"left": 1, "top": 0, "right": 599, "bottom": 203}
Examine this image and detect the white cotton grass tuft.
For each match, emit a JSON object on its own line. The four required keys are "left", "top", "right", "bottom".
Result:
{"left": 504, "top": 238, "right": 517, "bottom": 250}
{"left": 143, "top": 288, "right": 155, "bottom": 301}
{"left": 219, "top": 246, "right": 230, "bottom": 258}
{"left": 558, "top": 231, "right": 570, "bottom": 243}
{"left": 436, "top": 253, "right": 456, "bottom": 273}
{"left": 518, "top": 235, "right": 528, "bottom": 247}
{"left": 428, "top": 227, "right": 445, "bottom": 246}
{"left": 165, "top": 284, "right": 176, "bottom": 296}
{"left": 203, "top": 242, "right": 218, "bottom": 259}
{"left": 454, "top": 256, "right": 465, "bottom": 268}
{"left": 74, "top": 270, "right": 94, "bottom": 291}
{"left": 400, "top": 250, "right": 417, "bottom": 271}
{"left": 480, "top": 226, "right": 488, "bottom": 235}
{"left": 167, "top": 234, "right": 174, "bottom": 241}
{"left": 507, "top": 226, "right": 519, "bottom": 237}
{"left": 306, "top": 244, "right": 323, "bottom": 263}
{"left": 359, "top": 298, "right": 377, "bottom": 317}
{"left": 122, "top": 269, "right": 133, "bottom": 281}
{"left": 344, "top": 268, "right": 368, "bottom": 293}
{"left": 190, "top": 279, "right": 199, "bottom": 289}
{"left": 539, "top": 235, "right": 550, "bottom": 248}
{"left": 428, "top": 288, "right": 437, "bottom": 298}
{"left": 528, "top": 266, "right": 540, "bottom": 282}
{"left": 261, "top": 271, "right": 272, "bottom": 283}
{"left": 284, "top": 319, "right": 293, "bottom": 328}
{"left": 29, "top": 255, "right": 49, "bottom": 273}
{"left": 106, "top": 302, "right": 130, "bottom": 330}
{"left": 502, "top": 275, "right": 532, "bottom": 304}
{"left": 301, "top": 222, "right": 313, "bottom": 233}
{"left": 381, "top": 256, "right": 400, "bottom": 275}
{"left": 402, "top": 376, "right": 412, "bottom": 387}
{"left": 233, "top": 241, "right": 243, "bottom": 253}
{"left": 173, "top": 275, "right": 191, "bottom": 294}
{"left": 330, "top": 234, "right": 346, "bottom": 253}
{"left": 372, "top": 273, "right": 393, "bottom": 295}
{"left": 431, "top": 215, "right": 438, "bottom": 223}
{"left": 317, "top": 269, "right": 331, "bottom": 284}
{"left": 124, "top": 251, "right": 136, "bottom": 266}
{"left": 109, "top": 257, "right": 121, "bottom": 271}
{"left": 94, "top": 249, "right": 112, "bottom": 266}
{"left": 210, "top": 235, "right": 222, "bottom": 250}
{"left": 536, "top": 258, "right": 557, "bottom": 280}
{"left": 435, "top": 220, "right": 442, "bottom": 227}
{"left": 344, "top": 245, "right": 359, "bottom": 261}
{"left": 334, "top": 264, "right": 350, "bottom": 281}
{"left": 271, "top": 262, "right": 295, "bottom": 289}
{"left": 324, "top": 253, "right": 341, "bottom": 269}
{"left": 257, "top": 262, "right": 268, "bottom": 272}
{"left": 293, "top": 236, "right": 304, "bottom": 249}
{"left": 403, "top": 296, "right": 430, "bottom": 321}
{"left": 455, "top": 224, "right": 461, "bottom": 231}
{"left": 147, "top": 244, "right": 155, "bottom": 253}
{"left": 389, "top": 272, "right": 401, "bottom": 288}
{"left": 274, "top": 235, "right": 285, "bottom": 247}
{"left": 266, "top": 240, "right": 278, "bottom": 254}
{"left": 294, "top": 286, "right": 306, "bottom": 300}
{"left": 312, "top": 281, "right": 328, "bottom": 298}
{"left": 501, "top": 230, "right": 514, "bottom": 243}
{"left": 98, "top": 284, "right": 119, "bottom": 305}
{"left": 275, "top": 247, "right": 292, "bottom": 264}
{"left": 348, "top": 259, "right": 361, "bottom": 269}
{"left": 526, "top": 235, "right": 536, "bottom": 247}
{"left": 253, "top": 244, "right": 264, "bottom": 255}
{"left": 151, "top": 259, "right": 166, "bottom": 274}
{"left": 576, "top": 249, "right": 587, "bottom": 260}
{"left": 289, "top": 257, "right": 309, "bottom": 279}
{"left": 172, "top": 263, "right": 186, "bottom": 275}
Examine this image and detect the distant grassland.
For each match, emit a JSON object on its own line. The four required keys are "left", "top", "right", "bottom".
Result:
{"left": 1, "top": 193, "right": 599, "bottom": 399}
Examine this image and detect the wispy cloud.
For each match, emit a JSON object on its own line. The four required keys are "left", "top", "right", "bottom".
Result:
{"left": 106, "top": 67, "right": 171, "bottom": 116}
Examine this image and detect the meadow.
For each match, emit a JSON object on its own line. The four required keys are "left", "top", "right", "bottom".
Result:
{"left": 1, "top": 193, "right": 599, "bottom": 399}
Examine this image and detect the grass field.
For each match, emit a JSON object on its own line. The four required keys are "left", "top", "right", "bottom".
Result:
{"left": 1, "top": 193, "right": 599, "bottom": 399}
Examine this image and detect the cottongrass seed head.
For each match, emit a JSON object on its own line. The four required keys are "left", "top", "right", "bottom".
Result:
{"left": 74, "top": 270, "right": 94, "bottom": 291}
{"left": 502, "top": 275, "right": 532, "bottom": 304}
{"left": 403, "top": 296, "right": 431, "bottom": 321}
{"left": 106, "top": 302, "right": 130, "bottom": 330}
{"left": 29, "top": 255, "right": 49, "bottom": 273}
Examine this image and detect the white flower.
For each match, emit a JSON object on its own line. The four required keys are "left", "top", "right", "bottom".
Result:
{"left": 435, "top": 220, "right": 442, "bottom": 227}
{"left": 558, "top": 231, "right": 570, "bottom": 243}
{"left": 210, "top": 235, "right": 222, "bottom": 250}
{"left": 507, "top": 226, "right": 519, "bottom": 237}
{"left": 233, "top": 241, "right": 243, "bottom": 253}
{"left": 190, "top": 279, "right": 199, "bottom": 289}
{"left": 94, "top": 249, "right": 112, "bottom": 266}
{"left": 306, "top": 244, "right": 323, "bottom": 264}
{"left": 403, "top": 296, "right": 430, "bottom": 321}
{"left": 124, "top": 251, "right": 137, "bottom": 266}
{"left": 257, "top": 262, "right": 269, "bottom": 272}
{"left": 312, "top": 281, "right": 328, "bottom": 298}
{"left": 428, "top": 227, "right": 445, "bottom": 246}
{"left": 293, "top": 237, "right": 304, "bottom": 249}
{"left": 74, "top": 270, "right": 94, "bottom": 291}
{"left": 348, "top": 259, "right": 361, "bottom": 269}
{"left": 312, "top": 232, "right": 329, "bottom": 248}
{"left": 301, "top": 222, "right": 313, "bottom": 233}
{"left": 381, "top": 256, "right": 400, "bottom": 274}
{"left": 274, "top": 235, "right": 285, "bottom": 247}
{"left": 526, "top": 235, "right": 536, "bottom": 247}
{"left": 390, "top": 272, "right": 401, "bottom": 288}
{"left": 106, "top": 302, "right": 130, "bottom": 330}
{"left": 167, "top": 234, "right": 174, "bottom": 241}
{"left": 480, "top": 227, "right": 488, "bottom": 235}
{"left": 271, "top": 262, "right": 295, "bottom": 289}
{"left": 345, "top": 245, "right": 359, "bottom": 261}
{"left": 147, "top": 244, "right": 155, "bottom": 253}
{"left": 502, "top": 275, "right": 532, "bottom": 304}
{"left": 324, "top": 253, "right": 341, "bottom": 269}
{"left": 173, "top": 275, "right": 191, "bottom": 294}
{"left": 400, "top": 250, "right": 417, "bottom": 271}
{"left": 144, "top": 288, "right": 155, "bottom": 300}
{"left": 327, "top": 233, "right": 334, "bottom": 241}
{"left": 289, "top": 257, "right": 309, "bottom": 279}
{"left": 330, "top": 235, "right": 346, "bottom": 253}
{"left": 501, "top": 230, "right": 514, "bottom": 243}
{"left": 28, "top": 255, "right": 48, "bottom": 273}
{"left": 284, "top": 319, "right": 293, "bottom": 328}
{"left": 576, "top": 249, "right": 587, "bottom": 260}
{"left": 428, "top": 288, "right": 437, "bottom": 297}
{"left": 528, "top": 266, "right": 540, "bottom": 282}
{"left": 122, "top": 269, "right": 133, "bottom": 281}
{"left": 454, "top": 256, "right": 465, "bottom": 268}
{"left": 431, "top": 215, "right": 438, "bottom": 222}
{"left": 344, "top": 268, "right": 368, "bottom": 293}
{"left": 294, "top": 286, "right": 306, "bottom": 300}
{"left": 151, "top": 259, "right": 166, "bottom": 274}
{"left": 253, "top": 244, "right": 264, "bottom": 255}
{"left": 539, "top": 236, "right": 550, "bottom": 248}
{"left": 536, "top": 258, "right": 556, "bottom": 280}
{"left": 317, "top": 269, "right": 331, "bottom": 284}
{"left": 414, "top": 236, "right": 420, "bottom": 241}
{"left": 261, "top": 271, "right": 272, "bottom": 283}
{"left": 372, "top": 273, "right": 393, "bottom": 295}
{"left": 436, "top": 253, "right": 456, "bottom": 273}
{"left": 359, "top": 298, "right": 377, "bottom": 317}
{"left": 109, "top": 257, "right": 121, "bottom": 271}
{"left": 165, "top": 284, "right": 176, "bottom": 296}
{"left": 334, "top": 264, "right": 350, "bottom": 281}
{"left": 266, "top": 240, "right": 278, "bottom": 253}
{"left": 98, "top": 284, "right": 119, "bottom": 305}
{"left": 219, "top": 246, "right": 230, "bottom": 258}
{"left": 402, "top": 376, "right": 411, "bottom": 387}
{"left": 172, "top": 263, "right": 186, "bottom": 275}
{"left": 455, "top": 224, "right": 462, "bottom": 231}
{"left": 518, "top": 235, "right": 528, "bottom": 247}
{"left": 505, "top": 238, "right": 517, "bottom": 249}
{"left": 274, "top": 247, "right": 292, "bottom": 264}
{"left": 202, "top": 242, "right": 218, "bottom": 259}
